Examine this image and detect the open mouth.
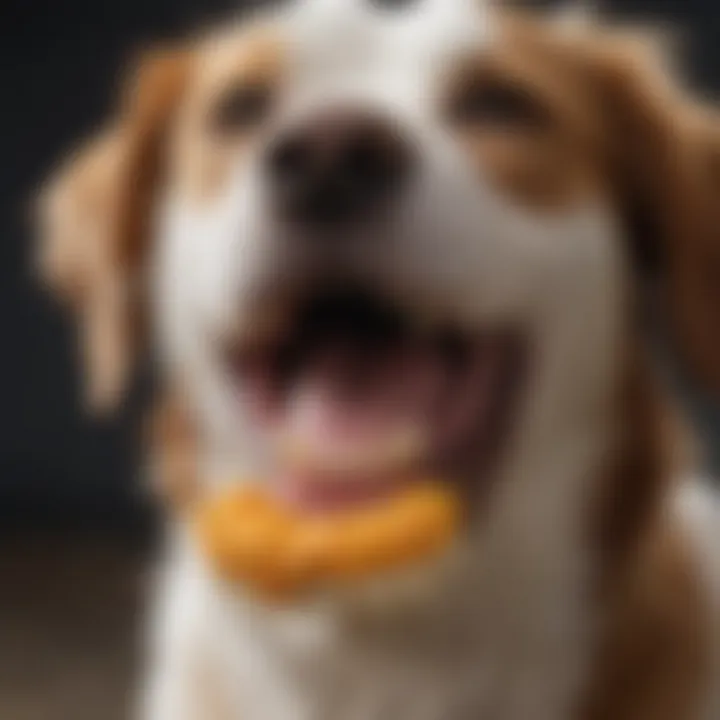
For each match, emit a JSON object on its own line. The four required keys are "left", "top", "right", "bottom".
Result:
{"left": 225, "top": 286, "right": 526, "bottom": 515}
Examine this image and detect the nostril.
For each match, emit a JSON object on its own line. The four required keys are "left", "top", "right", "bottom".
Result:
{"left": 268, "top": 136, "right": 312, "bottom": 185}
{"left": 341, "top": 121, "right": 414, "bottom": 203}
{"left": 342, "top": 136, "right": 391, "bottom": 187}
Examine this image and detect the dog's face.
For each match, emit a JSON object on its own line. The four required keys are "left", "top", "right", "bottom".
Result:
{"left": 154, "top": 1, "right": 625, "bottom": 501}
{"left": 38, "top": 0, "right": 720, "bottom": 577}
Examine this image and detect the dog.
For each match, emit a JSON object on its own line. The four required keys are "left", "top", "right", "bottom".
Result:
{"left": 37, "top": 1, "right": 720, "bottom": 718}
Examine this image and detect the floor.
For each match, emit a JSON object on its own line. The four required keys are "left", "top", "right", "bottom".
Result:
{"left": 0, "top": 536, "right": 148, "bottom": 720}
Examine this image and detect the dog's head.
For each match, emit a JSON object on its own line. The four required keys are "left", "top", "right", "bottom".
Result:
{"left": 37, "top": 0, "right": 720, "bottom": 586}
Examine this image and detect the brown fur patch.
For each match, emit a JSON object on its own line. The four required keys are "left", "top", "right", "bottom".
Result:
{"left": 496, "top": 13, "right": 720, "bottom": 399}
{"left": 578, "top": 337, "right": 707, "bottom": 718}
{"left": 663, "top": 108, "right": 720, "bottom": 397}
{"left": 146, "top": 390, "right": 200, "bottom": 510}
{"left": 450, "top": 11, "right": 720, "bottom": 401}
{"left": 38, "top": 48, "right": 192, "bottom": 411}
{"left": 475, "top": 15, "right": 716, "bottom": 717}
{"left": 38, "top": 131, "right": 122, "bottom": 305}
{"left": 581, "top": 505, "right": 708, "bottom": 720}
{"left": 445, "top": 20, "right": 606, "bottom": 210}
{"left": 169, "top": 27, "right": 285, "bottom": 203}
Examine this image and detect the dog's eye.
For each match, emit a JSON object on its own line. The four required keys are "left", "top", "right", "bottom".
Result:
{"left": 210, "top": 84, "right": 273, "bottom": 133}
{"left": 447, "top": 79, "right": 548, "bottom": 129}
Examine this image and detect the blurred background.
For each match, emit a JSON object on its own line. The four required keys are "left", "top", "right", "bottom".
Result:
{"left": 1, "top": 0, "right": 719, "bottom": 718}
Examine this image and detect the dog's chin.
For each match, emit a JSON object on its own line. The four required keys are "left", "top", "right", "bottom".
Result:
{"left": 220, "top": 283, "right": 528, "bottom": 523}
{"left": 281, "top": 541, "right": 477, "bottom": 620}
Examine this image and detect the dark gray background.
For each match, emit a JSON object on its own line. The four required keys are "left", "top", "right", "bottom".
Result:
{"left": 2, "top": 0, "right": 719, "bottom": 533}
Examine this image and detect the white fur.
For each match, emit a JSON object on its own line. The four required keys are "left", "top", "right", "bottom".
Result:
{"left": 140, "top": 1, "right": 717, "bottom": 718}
{"left": 676, "top": 481, "right": 720, "bottom": 720}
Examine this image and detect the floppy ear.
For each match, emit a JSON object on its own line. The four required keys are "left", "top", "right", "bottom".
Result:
{"left": 37, "top": 48, "right": 191, "bottom": 413}
{"left": 664, "top": 111, "right": 720, "bottom": 398}
{"left": 578, "top": 30, "right": 720, "bottom": 397}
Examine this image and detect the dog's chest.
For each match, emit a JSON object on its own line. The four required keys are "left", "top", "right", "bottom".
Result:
{"left": 223, "top": 613, "right": 492, "bottom": 720}
{"left": 194, "top": 569, "right": 588, "bottom": 720}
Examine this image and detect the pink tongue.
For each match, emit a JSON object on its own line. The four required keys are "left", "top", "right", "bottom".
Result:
{"left": 267, "top": 341, "right": 504, "bottom": 512}
{"left": 285, "top": 345, "right": 446, "bottom": 447}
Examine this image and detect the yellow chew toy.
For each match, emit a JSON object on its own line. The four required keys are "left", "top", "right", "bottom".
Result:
{"left": 195, "top": 481, "right": 461, "bottom": 602}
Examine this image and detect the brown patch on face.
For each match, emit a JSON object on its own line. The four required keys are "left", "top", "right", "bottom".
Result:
{"left": 170, "top": 27, "right": 285, "bottom": 203}
{"left": 443, "top": 18, "right": 608, "bottom": 212}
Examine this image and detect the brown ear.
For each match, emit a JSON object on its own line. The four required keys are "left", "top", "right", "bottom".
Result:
{"left": 37, "top": 48, "right": 191, "bottom": 413}
{"left": 574, "top": 28, "right": 720, "bottom": 397}
{"left": 663, "top": 111, "right": 720, "bottom": 398}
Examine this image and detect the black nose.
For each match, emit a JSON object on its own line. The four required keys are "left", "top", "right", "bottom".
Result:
{"left": 266, "top": 108, "right": 414, "bottom": 226}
